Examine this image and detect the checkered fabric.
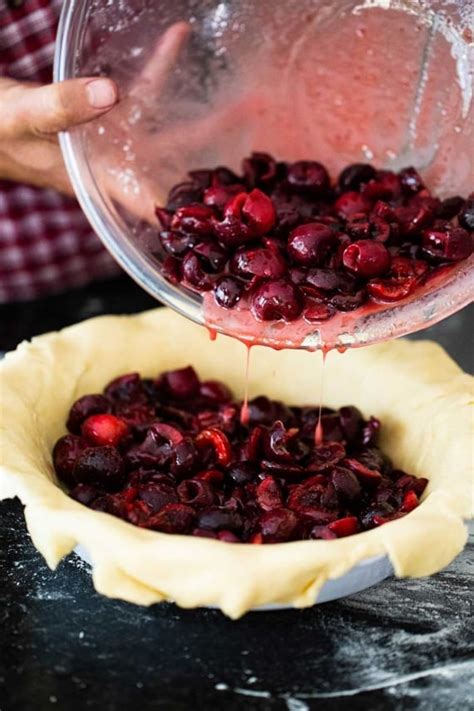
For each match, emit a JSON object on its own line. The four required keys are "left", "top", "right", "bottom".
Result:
{"left": 0, "top": 0, "right": 119, "bottom": 303}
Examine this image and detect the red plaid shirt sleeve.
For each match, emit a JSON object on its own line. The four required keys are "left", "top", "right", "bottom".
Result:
{"left": 0, "top": 0, "right": 120, "bottom": 303}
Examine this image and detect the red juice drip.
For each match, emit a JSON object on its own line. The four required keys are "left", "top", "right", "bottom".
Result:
{"left": 315, "top": 418, "right": 324, "bottom": 447}
{"left": 315, "top": 349, "right": 328, "bottom": 446}
{"left": 207, "top": 327, "right": 217, "bottom": 341}
{"left": 240, "top": 344, "right": 252, "bottom": 426}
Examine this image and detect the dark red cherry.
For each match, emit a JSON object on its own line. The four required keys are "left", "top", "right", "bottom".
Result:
{"left": 287, "top": 477, "right": 325, "bottom": 513}
{"left": 342, "top": 240, "right": 390, "bottom": 278}
{"left": 362, "top": 171, "right": 401, "bottom": 200}
{"left": 160, "top": 255, "right": 181, "bottom": 285}
{"left": 334, "top": 192, "right": 371, "bottom": 218}
{"left": 367, "top": 276, "right": 418, "bottom": 303}
{"left": 231, "top": 247, "right": 287, "bottom": 279}
{"left": 159, "top": 231, "right": 198, "bottom": 257}
{"left": 193, "top": 242, "right": 228, "bottom": 271}
{"left": 200, "top": 380, "right": 233, "bottom": 403}
{"left": 198, "top": 507, "right": 243, "bottom": 531}
{"left": 212, "top": 166, "right": 241, "bottom": 187}
{"left": 151, "top": 423, "right": 185, "bottom": 446}
{"left": 329, "top": 290, "right": 367, "bottom": 311}
{"left": 67, "top": 394, "right": 111, "bottom": 434}
{"left": 251, "top": 279, "right": 303, "bottom": 321}
{"left": 147, "top": 503, "right": 196, "bottom": 534}
{"left": 155, "top": 207, "right": 173, "bottom": 229}
{"left": 137, "top": 483, "right": 178, "bottom": 513}
{"left": 287, "top": 223, "right": 336, "bottom": 266}
{"left": 229, "top": 463, "right": 255, "bottom": 485}
{"left": 224, "top": 189, "right": 276, "bottom": 236}
{"left": 203, "top": 184, "right": 244, "bottom": 210}
{"left": 213, "top": 276, "right": 243, "bottom": 309}
{"left": 182, "top": 253, "right": 215, "bottom": 291}
{"left": 305, "top": 268, "right": 357, "bottom": 293}
{"left": 304, "top": 302, "right": 335, "bottom": 322}
{"left": 171, "top": 205, "right": 214, "bottom": 235}
{"left": 242, "top": 152, "right": 277, "bottom": 188}
{"left": 217, "top": 530, "right": 241, "bottom": 543}
{"left": 195, "top": 469, "right": 225, "bottom": 487}
{"left": 241, "top": 189, "right": 277, "bottom": 235}
{"left": 82, "top": 414, "right": 129, "bottom": 447}
{"left": 260, "top": 508, "right": 299, "bottom": 542}
{"left": 195, "top": 428, "right": 232, "bottom": 466}
{"left": 192, "top": 528, "right": 218, "bottom": 539}
{"left": 338, "top": 163, "right": 376, "bottom": 192}
{"left": 171, "top": 438, "right": 198, "bottom": 478}
{"left": 338, "top": 406, "right": 363, "bottom": 443}
{"left": 437, "top": 196, "right": 465, "bottom": 220}
{"left": 53, "top": 435, "right": 88, "bottom": 487}
{"left": 307, "top": 442, "right": 346, "bottom": 471}
{"left": 343, "top": 458, "right": 382, "bottom": 485}
{"left": 310, "top": 525, "right": 337, "bottom": 540}
{"left": 164, "top": 366, "right": 200, "bottom": 400}
{"left": 331, "top": 466, "right": 361, "bottom": 501}
{"left": 422, "top": 226, "right": 472, "bottom": 261}
{"left": 398, "top": 167, "right": 424, "bottom": 195}
{"left": 70, "top": 483, "right": 103, "bottom": 507}
{"left": 74, "top": 446, "right": 125, "bottom": 492}
{"left": 287, "top": 161, "right": 330, "bottom": 195}
{"left": 212, "top": 208, "right": 255, "bottom": 247}
{"left": 166, "top": 182, "right": 202, "bottom": 211}
{"left": 105, "top": 373, "right": 145, "bottom": 404}
{"left": 327, "top": 516, "right": 359, "bottom": 537}
{"left": 390, "top": 256, "right": 429, "bottom": 281}
{"left": 393, "top": 204, "right": 434, "bottom": 237}
{"left": 177, "top": 479, "right": 216, "bottom": 507}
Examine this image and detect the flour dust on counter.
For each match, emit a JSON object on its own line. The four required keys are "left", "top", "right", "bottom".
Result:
{"left": 1, "top": 499, "right": 472, "bottom": 711}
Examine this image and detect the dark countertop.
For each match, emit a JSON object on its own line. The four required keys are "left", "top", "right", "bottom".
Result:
{"left": 1, "top": 275, "right": 473, "bottom": 711}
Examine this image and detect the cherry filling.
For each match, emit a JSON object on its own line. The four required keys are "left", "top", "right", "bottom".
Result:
{"left": 54, "top": 367, "right": 428, "bottom": 542}
{"left": 154, "top": 157, "right": 473, "bottom": 322}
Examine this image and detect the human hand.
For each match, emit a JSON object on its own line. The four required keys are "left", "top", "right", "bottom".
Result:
{"left": 0, "top": 21, "right": 262, "bottom": 227}
{"left": 0, "top": 76, "right": 118, "bottom": 195}
{"left": 0, "top": 22, "right": 190, "bottom": 220}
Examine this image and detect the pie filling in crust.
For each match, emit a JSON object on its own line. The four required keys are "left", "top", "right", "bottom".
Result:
{"left": 54, "top": 366, "right": 429, "bottom": 543}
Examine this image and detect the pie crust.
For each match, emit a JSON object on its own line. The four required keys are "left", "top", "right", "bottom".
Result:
{"left": 0, "top": 308, "right": 472, "bottom": 618}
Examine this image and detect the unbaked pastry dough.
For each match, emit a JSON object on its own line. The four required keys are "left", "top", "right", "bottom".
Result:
{"left": 0, "top": 308, "right": 472, "bottom": 618}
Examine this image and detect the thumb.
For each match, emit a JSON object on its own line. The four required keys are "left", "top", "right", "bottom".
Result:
{"left": 16, "top": 78, "right": 118, "bottom": 135}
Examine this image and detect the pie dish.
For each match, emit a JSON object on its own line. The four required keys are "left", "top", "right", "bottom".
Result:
{"left": 0, "top": 308, "right": 472, "bottom": 618}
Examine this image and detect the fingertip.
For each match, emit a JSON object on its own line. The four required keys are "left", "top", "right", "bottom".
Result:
{"left": 85, "top": 78, "right": 118, "bottom": 110}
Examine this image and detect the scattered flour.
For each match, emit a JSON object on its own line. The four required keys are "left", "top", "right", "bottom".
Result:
{"left": 213, "top": 659, "right": 474, "bottom": 704}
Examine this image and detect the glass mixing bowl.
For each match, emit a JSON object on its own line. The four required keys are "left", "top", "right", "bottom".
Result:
{"left": 54, "top": 0, "right": 473, "bottom": 350}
